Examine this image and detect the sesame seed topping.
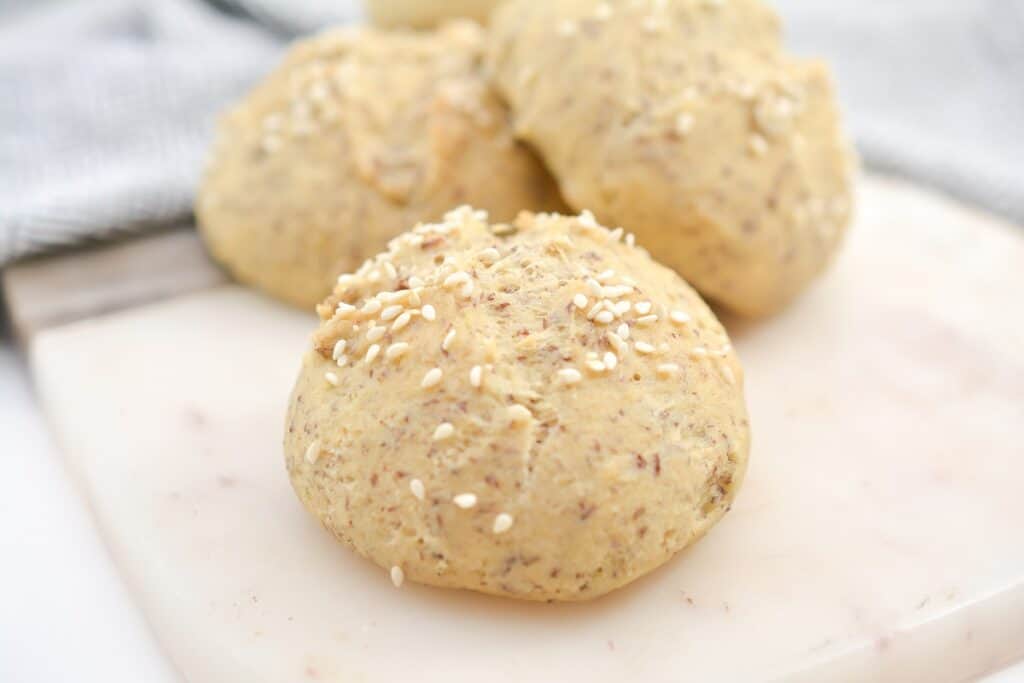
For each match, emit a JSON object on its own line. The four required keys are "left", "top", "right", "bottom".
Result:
{"left": 441, "top": 329, "right": 456, "bottom": 351}
{"left": 433, "top": 422, "right": 455, "bottom": 441}
{"left": 391, "top": 311, "right": 412, "bottom": 332}
{"left": 594, "top": 310, "right": 615, "bottom": 325}
{"left": 602, "top": 285, "right": 634, "bottom": 299}
{"left": 608, "top": 227, "right": 624, "bottom": 242}
{"left": 670, "top": 310, "right": 692, "bottom": 325}
{"left": 337, "top": 274, "right": 354, "bottom": 287}
{"left": 657, "top": 363, "right": 681, "bottom": 377}
{"left": 507, "top": 404, "right": 532, "bottom": 423}
{"left": 408, "top": 276, "right": 425, "bottom": 288}
{"left": 675, "top": 112, "right": 696, "bottom": 136}
{"left": 613, "top": 300, "right": 632, "bottom": 316}
{"left": 586, "top": 360, "right": 608, "bottom": 373}
{"left": 390, "top": 565, "right": 404, "bottom": 588}
{"left": 690, "top": 347, "right": 709, "bottom": 358}
{"left": 587, "top": 302, "right": 604, "bottom": 320}
{"left": 332, "top": 339, "right": 347, "bottom": 360}
{"left": 493, "top": 513, "right": 514, "bottom": 534}
{"left": 749, "top": 134, "right": 769, "bottom": 157}
{"left": 364, "top": 344, "right": 381, "bottom": 363}
{"left": 325, "top": 371, "right": 339, "bottom": 386}
{"left": 383, "top": 261, "right": 398, "bottom": 279}
{"left": 469, "top": 365, "right": 483, "bottom": 388}
{"left": 409, "top": 478, "right": 425, "bottom": 500}
{"left": 385, "top": 342, "right": 409, "bottom": 361}
{"left": 421, "top": 367, "right": 443, "bottom": 389}
{"left": 453, "top": 493, "right": 478, "bottom": 509}
{"left": 558, "top": 368, "right": 583, "bottom": 385}
{"left": 366, "top": 325, "right": 386, "bottom": 343}
{"left": 422, "top": 304, "right": 437, "bottom": 321}
{"left": 304, "top": 440, "right": 320, "bottom": 464}
{"left": 616, "top": 323, "right": 630, "bottom": 340}
{"left": 634, "top": 301, "right": 653, "bottom": 315}
{"left": 603, "top": 352, "right": 618, "bottom": 370}
{"left": 443, "top": 271, "right": 470, "bottom": 289}
{"left": 380, "top": 305, "right": 403, "bottom": 321}
{"left": 626, "top": 233, "right": 636, "bottom": 247}
{"left": 597, "top": 269, "right": 616, "bottom": 282}
{"left": 722, "top": 365, "right": 736, "bottom": 385}
{"left": 586, "top": 278, "right": 604, "bottom": 297}
{"left": 335, "top": 302, "right": 356, "bottom": 316}
{"left": 361, "top": 299, "right": 382, "bottom": 315}
{"left": 335, "top": 355, "right": 348, "bottom": 367}
{"left": 578, "top": 210, "right": 598, "bottom": 228}
{"left": 635, "top": 315, "right": 659, "bottom": 326}
{"left": 635, "top": 341, "right": 656, "bottom": 355}
{"left": 607, "top": 331, "right": 629, "bottom": 355}
{"left": 478, "top": 247, "right": 501, "bottom": 263}
{"left": 573, "top": 293, "right": 589, "bottom": 309}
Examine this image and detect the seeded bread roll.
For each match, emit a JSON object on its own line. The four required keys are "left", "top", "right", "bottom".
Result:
{"left": 197, "top": 21, "right": 565, "bottom": 309}
{"left": 285, "top": 206, "right": 749, "bottom": 601}
{"left": 488, "top": 0, "right": 857, "bottom": 316}
{"left": 366, "top": 0, "right": 505, "bottom": 28}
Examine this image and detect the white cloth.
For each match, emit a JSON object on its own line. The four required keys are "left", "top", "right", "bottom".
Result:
{"left": 1, "top": 0, "right": 1020, "bottom": 265}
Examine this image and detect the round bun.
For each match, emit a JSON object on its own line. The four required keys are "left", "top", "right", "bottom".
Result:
{"left": 285, "top": 206, "right": 749, "bottom": 601}
{"left": 197, "top": 21, "right": 564, "bottom": 309}
{"left": 488, "top": 0, "right": 857, "bottom": 316}
{"left": 366, "top": 0, "right": 504, "bottom": 28}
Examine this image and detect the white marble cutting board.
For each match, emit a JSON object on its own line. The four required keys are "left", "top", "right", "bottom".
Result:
{"left": 29, "top": 178, "right": 1024, "bottom": 682}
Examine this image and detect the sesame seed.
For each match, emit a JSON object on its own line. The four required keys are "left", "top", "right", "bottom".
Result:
{"left": 578, "top": 210, "right": 598, "bottom": 228}
{"left": 657, "top": 363, "right": 681, "bottom": 377}
{"left": 586, "top": 360, "right": 608, "bottom": 373}
{"left": 361, "top": 299, "right": 382, "bottom": 315}
{"left": 690, "top": 347, "right": 709, "bottom": 358}
{"left": 493, "top": 513, "right": 514, "bottom": 534}
{"left": 336, "top": 355, "right": 348, "bottom": 368}
{"left": 635, "top": 341, "right": 656, "bottom": 355}
{"left": 717, "top": 344, "right": 733, "bottom": 356}
{"left": 573, "top": 293, "right": 589, "bottom": 309}
{"left": 616, "top": 323, "right": 630, "bottom": 340}
{"left": 408, "top": 276, "right": 425, "bottom": 288}
{"left": 380, "top": 305, "right": 403, "bottom": 321}
{"left": 478, "top": 247, "right": 501, "bottom": 263}
{"left": 586, "top": 278, "right": 604, "bottom": 297}
{"left": 597, "top": 269, "right": 616, "bottom": 282}
{"left": 433, "top": 422, "right": 455, "bottom": 441}
{"left": 608, "top": 227, "right": 624, "bottom": 242}
{"left": 390, "top": 565, "right": 404, "bottom": 588}
{"left": 453, "top": 493, "right": 478, "bottom": 509}
{"left": 626, "top": 233, "right": 636, "bottom": 247}
{"left": 607, "top": 332, "right": 629, "bottom": 355}
{"left": 335, "top": 302, "right": 356, "bottom": 317}
{"left": 587, "top": 302, "right": 604, "bottom": 320}
{"left": 675, "top": 112, "right": 695, "bottom": 136}
{"left": 443, "top": 271, "right": 470, "bottom": 289}
{"left": 558, "top": 368, "right": 583, "bottom": 385}
{"left": 603, "top": 352, "right": 618, "bottom": 370}
{"left": 614, "top": 300, "right": 632, "bottom": 316}
{"left": 469, "top": 365, "right": 483, "bottom": 388}
{"left": 325, "top": 372, "right": 339, "bottom": 386}
{"left": 421, "top": 367, "right": 443, "bottom": 389}
{"left": 337, "top": 274, "right": 354, "bottom": 287}
{"left": 422, "top": 304, "right": 437, "bottom": 321}
{"left": 368, "top": 270, "right": 381, "bottom": 283}
{"left": 635, "top": 315, "right": 659, "bottom": 326}
{"left": 332, "top": 339, "right": 347, "bottom": 360}
{"left": 409, "top": 478, "right": 425, "bottom": 500}
{"left": 670, "top": 310, "right": 692, "bottom": 325}
{"left": 441, "top": 329, "right": 456, "bottom": 351}
{"left": 749, "top": 134, "right": 769, "bottom": 157}
{"left": 602, "top": 285, "right": 632, "bottom": 299}
{"left": 634, "top": 301, "right": 653, "bottom": 315}
{"left": 594, "top": 310, "right": 616, "bottom": 325}
{"left": 391, "top": 311, "right": 413, "bottom": 332}
{"left": 366, "top": 325, "right": 386, "bottom": 343}
{"left": 304, "top": 440, "right": 320, "bottom": 464}
{"left": 722, "top": 365, "right": 736, "bottom": 385}
{"left": 364, "top": 344, "right": 381, "bottom": 363}
{"left": 385, "top": 342, "right": 409, "bottom": 361}
{"left": 383, "top": 261, "right": 398, "bottom": 279}
{"left": 507, "top": 404, "right": 532, "bottom": 423}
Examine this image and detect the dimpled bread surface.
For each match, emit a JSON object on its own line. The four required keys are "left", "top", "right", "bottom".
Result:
{"left": 285, "top": 207, "right": 749, "bottom": 601}
{"left": 488, "top": 0, "right": 857, "bottom": 316}
{"left": 197, "top": 21, "right": 565, "bottom": 309}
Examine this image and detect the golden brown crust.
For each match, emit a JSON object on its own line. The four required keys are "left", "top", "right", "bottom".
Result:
{"left": 285, "top": 207, "right": 750, "bottom": 601}
{"left": 488, "top": 0, "right": 857, "bottom": 316}
{"left": 197, "top": 21, "right": 565, "bottom": 309}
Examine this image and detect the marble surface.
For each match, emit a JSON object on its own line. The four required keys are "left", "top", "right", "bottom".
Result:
{"left": 26, "top": 177, "right": 1024, "bottom": 682}
{"left": 0, "top": 345, "right": 178, "bottom": 683}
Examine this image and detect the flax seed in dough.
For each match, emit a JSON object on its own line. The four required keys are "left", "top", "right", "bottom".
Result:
{"left": 197, "top": 21, "right": 565, "bottom": 309}
{"left": 488, "top": 0, "right": 857, "bottom": 316}
{"left": 284, "top": 206, "right": 750, "bottom": 601}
